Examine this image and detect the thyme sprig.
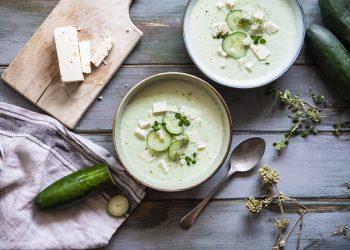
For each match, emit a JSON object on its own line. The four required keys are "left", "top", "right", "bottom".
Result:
{"left": 265, "top": 87, "right": 349, "bottom": 151}
{"left": 245, "top": 164, "right": 308, "bottom": 249}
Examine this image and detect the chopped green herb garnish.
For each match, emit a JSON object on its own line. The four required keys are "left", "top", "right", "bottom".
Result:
{"left": 250, "top": 35, "right": 266, "bottom": 45}
{"left": 151, "top": 121, "right": 166, "bottom": 132}
{"left": 175, "top": 113, "right": 191, "bottom": 127}
{"left": 184, "top": 153, "right": 198, "bottom": 166}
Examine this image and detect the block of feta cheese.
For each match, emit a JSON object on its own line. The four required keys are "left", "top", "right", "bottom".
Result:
{"left": 140, "top": 150, "right": 156, "bottom": 162}
{"left": 241, "top": 7, "right": 253, "bottom": 21}
{"left": 186, "top": 130, "right": 201, "bottom": 143}
{"left": 250, "top": 44, "right": 271, "bottom": 61}
{"left": 91, "top": 37, "right": 114, "bottom": 67}
{"left": 238, "top": 57, "right": 254, "bottom": 72}
{"left": 159, "top": 160, "right": 169, "bottom": 174}
{"left": 253, "top": 10, "right": 265, "bottom": 21}
{"left": 167, "top": 105, "right": 178, "bottom": 113}
{"left": 135, "top": 127, "right": 147, "bottom": 139}
{"left": 197, "top": 141, "right": 207, "bottom": 150}
{"left": 264, "top": 21, "right": 279, "bottom": 35}
{"left": 217, "top": 47, "right": 228, "bottom": 57}
{"left": 225, "top": 0, "right": 236, "bottom": 10}
{"left": 54, "top": 26, "right": 84, "bottom": 83}
{"left": 139, "top": 119, "right": 151, "bottom": 129}
{"left": 242, "top": 38, "right": 251, "bottom": 47}
{"left": 180, "top": 106, "right": 202, "bottom": 119}
{"left": 211, "top": 22, "right": 230, "bottom": 38}
{"left": 148, "top": 110, "right": 155, "bottom": 123}
{"left": 78, "top": 41, "right": 91, "bottom": 74}
{"left": 153, "top": 101, "right": 167, "bottom": 114}
{"left": 216, "top": 1, "right": 225, "bottom": 9}
{"left": 156, "top": 129, "right": 165, "bottom": 141}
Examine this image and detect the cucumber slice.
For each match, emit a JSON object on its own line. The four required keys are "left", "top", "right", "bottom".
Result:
{"left": 222, "top": 31, "right": 248, "bottom": 59}
{"left": 147, "top": 127, "right": 172, "bottom": 152}
{"left": 168, "top": 139, "right": 188, "bottom": 161}
{"left": 226, "top": 11, "right": 250, "bottom": 31}
{"left": 107, "top": 195, "right": 129, "bottom": 217}
{"left": 163, "top": 111, "right": 184, "bottom": 135}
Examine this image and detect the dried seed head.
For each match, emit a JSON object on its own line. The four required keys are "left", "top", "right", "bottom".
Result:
{"left": 259, "top": 164, "right": 280, "bottom": 191}
{"left": 275, "top": 218, "right": 289, "bottom": 232}
{"left": 245, "top": 197, "right": 263, "bottom": 215}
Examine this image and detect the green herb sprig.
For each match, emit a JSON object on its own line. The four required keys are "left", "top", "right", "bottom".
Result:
{"left": 151, "top": 121, "right": 166, "bottom": 132}
{"left": 184, "top": 152, "right": 197, "bottom": 166}
{"left": 331, "top": 225, "right": 349, "bottom": 239}
{"left": 251, "top": 35, "right": 266, "bottom": 45}
{"left": 175, "top": 113, "right": 191, "bottom": 127}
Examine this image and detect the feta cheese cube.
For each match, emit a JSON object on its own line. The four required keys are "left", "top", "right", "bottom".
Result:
{"left": 159, "top": 160, "right": 169, "bottom": 174}
{"left": 197, "top": 141, "right": 207, "bottom": 150}
{"left": 167, "top": 105, "right": 178, "bottom": 113}
{"left": 139, "top": 120, "right": 151, "bottom": 129}
{"left": 153, "top": 101, "right": 167, "bottom": 114}
{"left": 241, "top": 7, "right": 253, "bottom": 21}
{"left": 135, "top": 127, "right": 147, "bottom": 139}
{"left": 180, "top": 158, "right": 187, "bottom": 166}
{"left": 225, "top": 0, "right": 236, "bottom": 10}
{"left": 54, "top": 26, "right": 84, "bottom": 83}
{"left": 244, "top": 61, "right": 254, "bottom": 72}
{"left": 140, "top": 150, "right": 156, "bottom": 162}
{"left": 250, "top": 44, "right": 271, "bottom": 61}
{"left": 156, "top": 129, "right": 165, "bottom": 141}
{"left": 211, "top": 22, "right": 230, "bottom": 38}
{"left": 264, "top": 21, "right": 279, "bottom": 35}
{"left": 242, "top": 38, "right": 251, "bottom": 47}
{"left": 238, "top": 57, "right": 254, "bottom": 72}
{"left": 253, "top": 10, "right": 265, "bottom": 21}
{"left": 216, "top": 1, "right": 225, "bottom": 9}
{"left": 251, "top": 24, "right": 263, "bottom": 35}
{"left": 91, "top": 37, "right": 114, "bottom": 67}
{"left": 186, "top": 130, "right": 201, "bottom": 142}
{"left": 180, "top": 106, "right": 202, "bottom": 119}
{"left": 217, "top": 47, "right": 228, "bottom": 57}
{"left": 148, "top": 110, "right": 155, "bottom": 123}
{"left": 78, "top": 41, "right": 91, "bottom": 74}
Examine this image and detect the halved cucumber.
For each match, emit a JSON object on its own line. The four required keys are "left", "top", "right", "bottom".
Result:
{"left": 222, "top": 31, "right": 248, "bottom": 59}
{"left": 147, "top": 127, "right": 172, "bottom": 152}
{"left": 168, "top": 139, "right": 189, "bottom": 161}
{"left": 163, "top": 111, "right": 184, "bottom": 135}
{"left": 226, "top": 11, "right": 250, "bottom": 31}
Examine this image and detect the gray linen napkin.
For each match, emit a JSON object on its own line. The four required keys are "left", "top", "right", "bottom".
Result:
{"left": 0, "top": 102, "right": 145, "bottom": 249}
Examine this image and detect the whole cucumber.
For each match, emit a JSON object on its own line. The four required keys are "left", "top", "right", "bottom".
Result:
{"left": 319, "top": 0, "right": 350, "bottom": 48}
{"left": 305, "top": 24, "right": 350, "bottom": 103}
{"left": 35, "top": 163, "right": 114, "bottom": 210}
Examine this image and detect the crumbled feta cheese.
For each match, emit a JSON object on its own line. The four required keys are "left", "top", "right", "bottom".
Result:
{"left": 197, "top": 141, "right": 207, "bottom": 150}
{"left": 251, "top": 24, "right": 263, "bottom": 35}
{"left": 167, "top": 105, "right": 178, "bottom": 113}
{"left": 135, "top": 127, "right": 147, "bottom": 139}
{"left": 211, "top": 22, "right": 230, "bottom": 38}
{"left": 153, "top": 101, "right": 167, "bottom": 114}
{"left": 253, "top": 10, "right": 265, "bottom": 21}
{"left": 217, "top": 47, "right": 228, "bottom": 57}
{"left": 238, "top": 57, "right": 254, "bottom": 72}
{"left": 91, "top": 37, "right": 114, "bottom": 67}
{"left": 192, "top": 117, "right": 203, "bottom": 127}
{"left": 139, "top": 120, "right": 151, "bottom": 129}
{"left": 225, "top": 0, "right": 236, "bottom": 10}
{"left": 159, "top": 160, "right": 169, "bottom": 174}
{"left": 250, "top": 44, "right": 271, "bottom": 61}
{"left": 241, "top": 7, "right": 253, "bottom": 21}
{"left": 216, "top": 1, "right": 225, "bottom": 9}
{"left": 140, "top": 150, "right": 156, "bottom": 162}
{"left": 156, "top": 129, "right": 165, "bottom": 141}
{"left": 242, "top": 38, "right": 251, "bottom": 47}
{"left": 186, "top": 130, "right": 201, "bottom": 142}
{"left": 180, "top": 158, "right": 186, "bottom": 166}
{"left": 264, "top": 21, "right": 279, "bottom": 35}
{"left": 180, "top": 106, "right": 202, "bottom": 119}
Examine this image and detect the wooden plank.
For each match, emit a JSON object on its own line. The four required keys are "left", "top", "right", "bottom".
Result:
{"left": 83, "top": 133, "right": 350, "bottom": 200}
{"left": 106, "top": 200, "right": 350, "bottom": 250}
{"left": 1, "top": 0, "right": 142, "bottom": 128}
{"left": 2, "top": 64, "right": 348, "bottom": 132}
{"left": 0, "top": 0, "right": 322, "bottom": 65}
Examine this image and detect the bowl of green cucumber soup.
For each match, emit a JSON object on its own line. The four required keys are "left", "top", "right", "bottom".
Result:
{"left": 112, "top": 72, "right": 232, "bottom": 191}
{"left": 183, "top": 0, "right": 306, "bottom": 88}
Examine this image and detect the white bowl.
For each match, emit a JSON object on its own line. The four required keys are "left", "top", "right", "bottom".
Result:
{"left": 183, "top": 0, "right": 306, "bottom": 89}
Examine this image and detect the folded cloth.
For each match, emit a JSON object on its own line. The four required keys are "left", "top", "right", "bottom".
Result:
{"left": 0, "top": 102, "right": 145, "bottom": 249}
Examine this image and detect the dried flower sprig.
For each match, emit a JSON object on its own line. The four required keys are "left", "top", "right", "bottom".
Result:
{"left": 265, "top": 87, "right": 349, "bottom": 151}
{"left": 330, "top": 225, "right": 349, "bottom": 239}
{"left": 245, "top": 164, "right": 308, "bottom": 249}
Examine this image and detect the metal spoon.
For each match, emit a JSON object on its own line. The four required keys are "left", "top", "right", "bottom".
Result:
{"left": 179, "top": 137, "right": 266, "bottom": 229}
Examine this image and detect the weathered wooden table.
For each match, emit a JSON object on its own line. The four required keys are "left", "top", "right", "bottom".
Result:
{"left": 1, "top": 0, "right": 349, "bottom": 249}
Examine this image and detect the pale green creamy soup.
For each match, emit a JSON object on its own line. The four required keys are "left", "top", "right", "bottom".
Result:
{"left": 186, "top": 0, "right": 304, "bottom": 87}
{"left": 118, "top": 80, "right": 225, "bottom": 188}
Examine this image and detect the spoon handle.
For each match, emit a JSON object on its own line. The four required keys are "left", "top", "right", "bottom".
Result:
{"left": 179, "top": 172, "right": 233, "bottom": 229}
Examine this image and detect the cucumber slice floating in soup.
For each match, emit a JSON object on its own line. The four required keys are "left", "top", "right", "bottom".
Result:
{"left": 222, "top": 31, "right": 248, "bottom": 59}
{"left": 168, "top": 139, "right": 189, "bottom": 161}
{"left": 107, "top": 195, "right": 129, "bottom": 217}
{"left": 147, "top": 127, "right": 172, "bottom": 152}
{"left": 163, "top": 111, "right": 184, "bottom": 135}
{"left": 226, "top": 11, "right": 250, "bottom": 31}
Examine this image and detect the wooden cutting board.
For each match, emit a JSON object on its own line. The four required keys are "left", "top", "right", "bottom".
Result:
{"left": 1, "top": 0, "right": 142, "bottom": 129}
